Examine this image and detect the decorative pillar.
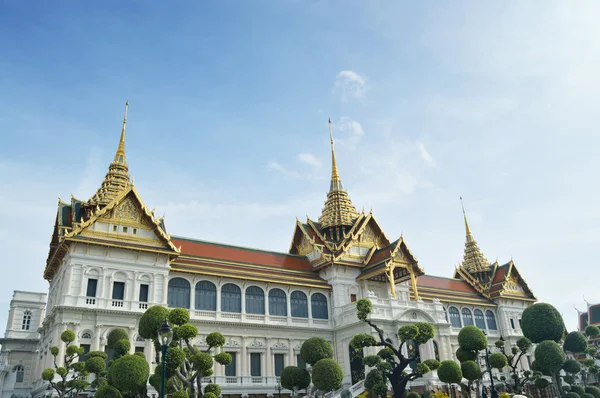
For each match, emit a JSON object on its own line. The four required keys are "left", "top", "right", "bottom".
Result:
{"left": 94, "top": 325, "right": 103, "bottom": 351}
{"left": 189, "top": 277, "right": 196, "bottom": 311}
{"left": 162, "top": 275, "right": 169, "bottom": 304}
{"left": 241, "top": 336, "right": 248, "bottom": 377}
{"left": 288, "top": 340, "right": 294, "bottom": 366}
{"left": 265, "top": 339, "right": 272, "bottom": 377}
{"left": 241, "top": 289, "right": 246, "bottom": 315}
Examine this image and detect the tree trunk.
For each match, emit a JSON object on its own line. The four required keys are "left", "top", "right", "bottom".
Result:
{"left": 390, "top": 377, "right": 410, "bottom": 398}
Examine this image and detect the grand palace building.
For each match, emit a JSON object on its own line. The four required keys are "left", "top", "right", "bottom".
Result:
{"left": 0, "top": 105, "right": 538, "bottom": 398}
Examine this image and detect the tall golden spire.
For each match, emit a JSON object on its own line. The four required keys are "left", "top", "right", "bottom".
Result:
{"left": 459, "top": 197, "right": 490, "bottom": 274}
{"left": 86, "top": 102, "right": 132, "bottom": 208}
{"left": 318, "top": 118, "right": 359, "bottom": 229}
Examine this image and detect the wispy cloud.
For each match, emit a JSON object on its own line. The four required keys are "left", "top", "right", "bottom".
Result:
{"left": 297, "top": 153, "right": 321, "bottom": 168}
{"left": 332, "top": 117, "right": 364, "bottom": 150}
{"left": 417, "top": 142, "right": 436, "bottom": 167}
{"left": 334, "top": 70, "right": 367, "bottom": 102}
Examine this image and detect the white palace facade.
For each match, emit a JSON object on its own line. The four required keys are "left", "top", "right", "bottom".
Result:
{"left": 0, "top": 105, "right": 538, "bottom": 398}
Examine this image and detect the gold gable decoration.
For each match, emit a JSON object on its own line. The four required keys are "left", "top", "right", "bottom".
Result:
{"left": 114, "top": 197, "right": 140, "bottom": 222}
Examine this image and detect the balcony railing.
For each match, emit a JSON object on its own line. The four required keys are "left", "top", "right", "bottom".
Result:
{"left": 200, "top": 376, "right": 282, "bottom": 386}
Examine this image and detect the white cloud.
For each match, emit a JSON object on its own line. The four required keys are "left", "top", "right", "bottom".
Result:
{"left": 417, "top": 142, "right": 436, "bottom": 167}
{"left": 332, "top": 117, "right": 364, "bottom": 150}
{"left": 334, "top": 70, "right": 367, "bottom": 102}
{"left": 296, "top": 153, "right": 321, "bottom": 169}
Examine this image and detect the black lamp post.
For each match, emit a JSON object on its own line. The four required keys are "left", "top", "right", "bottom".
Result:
{"left": 157, "top": 319, "right": 173, "bottom": 398}
{"left": 275, "top": 381, "right": 282, "bottom": 398}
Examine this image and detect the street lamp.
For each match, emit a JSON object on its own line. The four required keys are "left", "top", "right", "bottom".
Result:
{"left": 157, "top": 319, "right": 173, "bottom": 398}
{"left": 275, "top": 381, "right": 282, "bottom": 398}
{"left": 482, "top": 332, "right": 499, "bottom": 398}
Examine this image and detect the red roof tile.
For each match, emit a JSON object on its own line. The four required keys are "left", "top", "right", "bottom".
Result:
{"left": 417, "top": 275, "right": 479, "bottom": 294}
{"left": 173, "top": 237, "right": 313, "bottom": 271}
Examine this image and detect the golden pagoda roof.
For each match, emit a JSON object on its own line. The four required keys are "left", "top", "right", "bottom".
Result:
{"left": 460, "top": 197, "right": 490, "bottom": 273}
{"left": 87, "top": 102, "right": 131, "bottom": 207}
{"left": 317, "top": 119, "right": 359, "bottom": 228}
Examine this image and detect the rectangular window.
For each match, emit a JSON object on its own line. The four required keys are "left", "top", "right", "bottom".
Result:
{"left": 86, "top": 279, "right": 98, "bottom": 297}
{"left": 133, "top": 228, "right": 138, "bottom": 235}
{"left": 274, "top": 354, "right": 284, "bottom": 377}
{"left": 79, "top": 344, "right": 91, "bottom": 362}
{"left": 135, "top": 347, "right": 144, "bottom": 353}
{"left": 250, "top": 353, "right": 261, "bottom": 376}
{"left": 510, "top": 319, "right": 516, "bottom": 329}
{"left": 297, "top": 354, "right": 306, "bottom": 370}
{"left": 113, "top": 225, "right": 117, "bottom": 232}
{"left": 350, "top": 294, "right": 357, "bottom": 303}
{"left": 225, "top": 352, "right": 236, "bottom": 376}
{"left": 518, "top": 319, "right": 522, "bottom": 329}
{"left": 139, "top": 284, "right": 149, "bottom": 302}
{"left": 112, "top": 282, "right": 125, "bottom": 300}
{"left": 122, "top": 226, "right": 128, "bottom": 233}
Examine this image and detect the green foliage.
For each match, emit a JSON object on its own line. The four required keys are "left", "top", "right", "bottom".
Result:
{"left": 172, "top": 391, "right": 188, "bottom": 398}
{"left": 563, "top": 375, "right": 576, "bottom": 385}
{"left": 107, "top": 354, "right": 150, "bottom": 397}
{"left": 378, "top": 347, "right": 394, "bottom": 360}
{"left": 521, "top": 303, "right": 565, "bottom": 343}
{"left": 581, "top": 394, "right": 595, "bottom": 398}
{"left": 582, "top": 359, "right": 596, "bottom": 367}
{"left": 70, "top": 362, "right": 85, "bottom": 373}
{"left": 456, "top": 347, "right": 478, "bottom": 363}
{"left": 564, "top": 332, "right": 588, "bottom": 353}
{"left": 423, "top": 359, "right": 441, "bottom": 370}
{"left": 177, "top": 323, "right": 198, "bottom": 340}
{"left": 301, "top": 337, "right": 334, "bottom": 365}
{"left": 112, "top": 340, "right": 130, "bottom": 358}
{"left": 66, "top": 345, "right": 83, "bottom": 357}
{"left": 87, "top": 351, "right": 108, "bottom": 360}
{"left": 61, "top": 330, "right": 76, "bottom": 343}
{"left": 85, "top": 357, "right": 106, "bottom": 374}
{"left": 414, "top": 322, "right": 435, "bottom": 345}
{"left": 495, "top": 340, "right": 505, "bottom": 348}
{"left": 438, "top": 360, "right": 462, "bottom": 384}
{"left": 205, "top": 384, "right": 222, "bottom": 396}
{"left": 166, "top": 347, "right": 187, "bottom": 369}
{"left": 192, "top": 351, "right": 213, "bottom": 371}
{"left": 516, "top": 337, "right": 533, "bottom": 352}
{"left": 107, "top": 328, "right": 129, "bottom": 348}
{"left": 407, "top": 392, "right": 421, "bottom": 398}
{"left": 563, "top": 359, "right": 582, "bottom": 374}
{"left": 350, "top": 334, "right": 377, "bottom": 350}
{"left": 365, "top": 369, "right": 387, "bottom": 396}
{"left": 94, "top": 385, "right": 123, "bottom": 398}
{"left": 341, "top": 389, "right": 352, "bottom": 398}
{"left": 356, "top": 298, "right": 373, "bottom": 321}
{"left": 416, "top": 362, "right": 431, "bottom": 375}
{"left": 571, "top": 386, "right": 586, "bottom": 396}
{"left": 585, "top": 325, "right": 600, "bottom": 338}
{"left": 204, "top": 393, "right": 217, "bottom": 398}
{"left": 458, "top": 326, "right": 487, "bottom": 351}
{"left": 586, "top": 387, "right": 600, "bottom": 398}
{"left": 50, "top": 346, "right": 59, "bottom": 356}
{"left": 280, "top": 366, "right": 311, "bottom": 391}
{"left": 168, "top": 308, "right": 190, "bottom": 326}
{"left": 489, "top": 353, "right": 508, "bottom": 369}
{"left": 461, "top": 360, "right": 481, "bottom": 381}
{"left": 206, "top": 331, "right": 226, "bottom": 347}
{"left": 138, "top": 305, "right": 169, "bottom": 339}
{"left": 398, "top": 325, "right": 419, "bottom": 342}
{"left": 534, "top": 340, "right": 566, "bottom": 374}
{"left": 214, "top": 351, "right": 232, "bottom": 365}
{"left": 57, "top": 367, "right": 68, "bottom": 377}
{"left": 534, "top": 378, "right": 550, "bottom": 389}
{"left": 565, "top": 393, "right": 580, "bottom": 398}
{"left": 364, "top": 355, "right": 382, "bottom": 367}
{"left": 312, "top": 358, "right": 343, "bottom": 392}
{"left": 41, "top": 368, "right": 55, "bottom": 381}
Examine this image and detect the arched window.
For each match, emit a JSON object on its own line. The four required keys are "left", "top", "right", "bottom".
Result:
{"left": 14, "top": 365, "right": 24, "bottom": 383}
{"left": 246, "top": 286, "right": 265, "bottom": 315}
{"left": 486, "top": 310, "right": 498, "bottom": 330}
{"left": 433, "top": 340, "right": 440, "bottom": 361}
{"left": 474, "top": 309, "right": 486, "bottom": 329}
{"left": 21, "top": 311, "right": 31, "bottom": 331}
{"left": 448, "top": 307, "right": 462, "bottom": 328}
{"left": 168, "top": 278, "right": 190, "bottom": 309}
{"left": 268, "top": 289, "right": 287, "bottom": 316}
{"left": 221, "top": 283, "right": 241, "bottom": 313}
{"left": 81, "top": 332, "right": 92, "bottom": 339}
{"left": 311, "top": 293, "right": 328, "bottom": 319}
{"left": 290, "top": 291, "right": 308, "bottom": 318}
{"left": 195, "top": 281, "right": 217, "bottom": 311}
{"left": 462, "top": 308, "right": 474, "bottom": 326}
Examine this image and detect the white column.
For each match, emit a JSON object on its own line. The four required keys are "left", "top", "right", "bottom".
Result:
{"left": 94, "top": 325, "right": 102, "bottom": 351}
{"left": 288, "top": 340, "right": 294, "bottom": 366}
{"left": 241, "top": 337, "right": 248, "bottom": 376}
{"left": 162, "top": 275, "right": 169, "bottom": 304}
{"left": 190, "top": 277, "right": 196, "bottom": 311}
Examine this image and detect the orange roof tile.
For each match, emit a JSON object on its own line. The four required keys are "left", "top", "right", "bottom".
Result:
{"left": 417, "top": 275, "right": 479, "bottom": 294}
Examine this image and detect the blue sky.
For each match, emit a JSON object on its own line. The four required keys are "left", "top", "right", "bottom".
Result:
{"left": 1, "top": 1, "right": 599, "bottom": 332}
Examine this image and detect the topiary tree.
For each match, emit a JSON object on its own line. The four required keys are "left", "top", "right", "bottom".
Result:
{"left": 438, "top": 360, "right": 462, "bottom": 398}
{"left": 312, "top": 358, "right": 344, "bottom": 393}
{"left": 140, "top": 306, "right": 230, "bottom": 398}
{"left": 351, "top": 299, "right": 437, "bottom": 398}
{"left": 294, "top": 337, "right": 343, "bottom": 394}
{"left": 493, "top": 336, "right": 532, "bottom": 393}
{"left": 107, "top": 353, "right": 150, "bottom": 398}
{"left": 280, "top": 366, "right": 311, "bottom": 394}
{"left": 94, "top": 385, "right": 123, "bottom": 398}
{"left": 585, "top": 386, "right": 600, "bottom": 398}
{"left": 521, "top": 303, "right": 565, "bottom": 343}
{"left": 41, "top": 330, "right": 90, "bottom": 398}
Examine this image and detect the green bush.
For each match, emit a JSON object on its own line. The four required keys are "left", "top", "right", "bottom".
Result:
{"left": 300, "top": 337, "right": 334, "bottom": 366}
{"left": 41, "top": 368, "right": 55, "bottom": 381}
{"left": 564, "top": 332, "right": 588, "bottom": 353}
{"left": 311, "top": 358, "right": 343, "bottom": 392}
{"left": 438, "top": 360, "right": 462, "bottom": 384}
{"left": 364, "top": 355, "right": 381, "bottom": 367}
{"left": 206, "top": 332, "right": 226, "bottom": 347}
{"left": 563, "top": 359, "right": 582, "bottom": 374}
{"left": 204, "top": 384, "right": 222, "bottom": 396}
{"left": 516, "top": 337, "right": 533, "bottom": 352}
{"left": 521, "top": 303, "right": 565, "bottom": 343}
{"left": 107, "top": 328, "right": 129, "bottom": 348}
{"left": 423, "top": 359, "right": 441, "bottom": 370}
{"left": 168, "top": 308, "right": 190, "bottom": 326}
{"left": 581, "top": 394, "right": 595, "bottom": 398}
{"left": 172, "top": 391, "right": 188, "bottom": 398}
{"left": 458, "top": 326, "right": 487, "bottom": 351}
{"left": 177, "top": 323, "right": 197, "bottom": 340}
{"left": 356, "top": 298, "right": 373, "bottom": 321}
{"left": 350, "top": 334, "right": 377, "bottom": 350}
{"left": 460, "top": 361, "right": 481, "bottom": 381}
{"left": 489, "top": 353, "right": 508, "bottom": 369}
{"left": 138, "top": 305, "right": 169, "bottom": 339}
{"left": 398, "top": 325, "right": 419, "bottom": 342}
{"left": 87, "top": 351, "right": 108, "bottom": 360}
{"left": 112, "top": 339, "right": 130, "bottom": 357}
{"left": 61, "top": 330, "right": 76, "bottom": 343}
{"left": 94, "top": 385, "right": 123, "bottom": 398}
{"left": 571, "top": 386, "right": 586, "bottom": 396}
{"left": 585, "top": 325, "right": 600, "bottom": 338}
{"left": 85, "top": 357, "right": 106, "bottom": 374}
{"left": 107, "top": 354, "right": 150, "bottom": 396}
{"left": 534, "top": 378, "right": 549, "bottom": 389}
{"left": 586, "top": 387, "right": 600, "bottom": 398}
{"left": 365, "top": 369, "right": 387, "bottom": 396}
{"left": 214, "top": 351, "right": 232, "bottom": 365}
{"left": 566, "top": 393, "right": 580, "bottom": 398}
{"left": 280, "top": 366, "right": 311, "bottom": 391}
{"left": 456, "top": 347, "right": 478, "bottom": 362}
{"left": 204, "top": 393, "right": 217, "bottom": 398}
{"left": 534, "top": 340, "right": 566, "bottom": 374}
{"left": 407, "top": 392, "right": 420, "bottom": 398}
{"left": 192, "top": 351, "right": 213, "bottom": 371}
{"left": 563, "top": 375, "right": 576, "bottom": 385}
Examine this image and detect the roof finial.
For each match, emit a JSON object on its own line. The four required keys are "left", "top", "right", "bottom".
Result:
{"left": 460, "top": 196, "right": 472, "bottom": 237}
{"left": 114, "top": 101, "right": 128, "bottom": 164}
{"left": 329, "top": 118, "right": 341, "bottom": 187}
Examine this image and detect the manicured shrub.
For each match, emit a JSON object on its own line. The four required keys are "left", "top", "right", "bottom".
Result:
{"left": 566, "top": 393, "right": 580, "bottom": 398}
{"left": 489, "top": 353, "right": 508, "bottom": 369}
{"left": 61, "top": 330, "right": 76, "bottom": 343}
{"left": 300, "top": 337, "right": 333, "bottom": 366}
{"left": 456, "top": 347, "right": 477, "bottom": 362}
{"left": 458, "top": 326, "right": 487, "bottom": 351}
{"left": 585, "top": 325, "right": 600, "bottom": 338}
{"left": 571, "top": 386, "right": 586, "bottom": 396}
{"left": 94, "top": 385, "right": 123, "bottom": 398}
{"left": 461, "top": 361, "right": 481, "bottom": 381}
{"left": 107, "top": 354, "right": 150, "bottom": 396}
{"left": 423, "top": 359, "right": 441, "bottom": 370}
{"left": 581, "top": 393, "right": 595, "bottom": 398}
{"left": 521, "top": 303, "right": 565, "bottom": 343}
{"left": 41, "top": 368, "right": 55, "bottom": 381}
{"left": 84, "top": 357, "right": 106, "bottom": 374}
{"left": 177, "top": 323, "right": 197, "bottom": 340}
{"left": 204, "top": 384, "right": 221, "bottom": 396}
{"left": 138, "top": 305, "right": 169, "bottom": 339}
{"left": 563, "top": 359, "right": 582, "bottom": 374}
{"left": 585, "top": 386, "right": 600, "bottom": 398}
{"left": 280, "top": 365, "right": 310, "bottom": 391}
{"left": 438, "top": 360, "right": 462, "bottom": 384}
{"left": 365, "top": 369, "right": 387, "bottom": 396}
{"left": 564, "top": 332, "right": 588, "bottom": 353}
{"left": 206, "top": 332, "right": 226, "bottom": 347}
{"left": 534, "top": 378, "right": 549, "bottom": 389}
{"left": 311, "top": 358, "right": 343, "bottom": 392}
{"left": 534, "top": 341, "right": 566, "bottom": 374}
{"left": 407, "top": 392, "right": 420, "bottom": 398}
{"left": 172, "top": 391, "right": 188, "bottom": 398}
{"left": 107, "top": 328, "right": 129, "bottom": 348}
{"left": 168, "top": 308, "right": 190, "bottom": 326}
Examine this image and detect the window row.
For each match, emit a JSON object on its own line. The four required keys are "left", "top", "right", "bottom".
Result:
{"left": 86, "top": 278, "right": 149, "bottom": 302}
{"left": 223, "top": 352, "right": 306, "bottom": 377}
{"left": 21, "top": 311, "right": 31, "bottom": 330}
{"left": 446, "top": 307, "right": 497, "bottom": 330}
{"left": 168, "top": 278, "right": 329, "bottom": 319}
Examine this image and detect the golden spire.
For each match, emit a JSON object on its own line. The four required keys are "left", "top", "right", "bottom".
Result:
{"left": 459, "top": 197, "right": 490, "bottom": 274}
{"left": 318, "top": 118, "right": 359, "bottom": 230}
{"left": 86, "top": 102, "right": 132, "bottom": 208}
